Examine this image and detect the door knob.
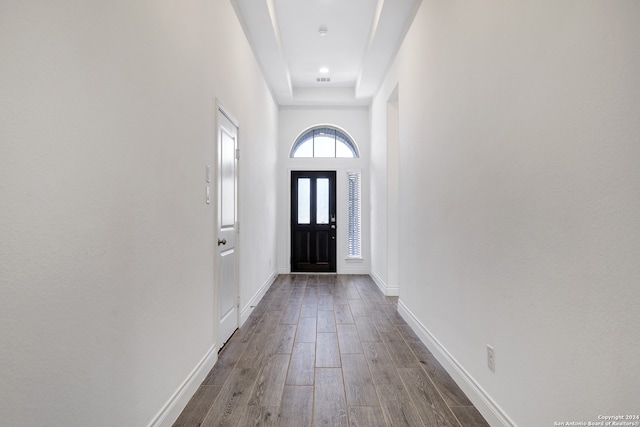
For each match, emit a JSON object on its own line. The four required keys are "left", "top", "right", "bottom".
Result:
{"left": 330, "top": 225, "right": 336, "bottom": 229}
{"left": 218, "top": 238, "right": 227, "bottom": 246}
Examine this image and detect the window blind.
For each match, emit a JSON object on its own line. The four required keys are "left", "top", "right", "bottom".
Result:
{"left": 347, "top": 171, "right": 361, "bottom": 257}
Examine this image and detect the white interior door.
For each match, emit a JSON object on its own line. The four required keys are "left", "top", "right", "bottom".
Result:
{"left": 217, "top": 107, "right": 239, "bottom": 347}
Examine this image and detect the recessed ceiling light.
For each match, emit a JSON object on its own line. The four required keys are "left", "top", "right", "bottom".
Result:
{"left": 319, "top": 67, "right": 329, "bottom": 74}
{"left": 319, "top": 25, "right": 328, "bottom": 36}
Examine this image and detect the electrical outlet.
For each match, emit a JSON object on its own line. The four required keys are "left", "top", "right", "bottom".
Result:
{"left": 487, "top": 345, "right": 495, "bottom": 372}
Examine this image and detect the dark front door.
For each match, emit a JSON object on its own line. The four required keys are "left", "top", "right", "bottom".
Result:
{"left": 291, "top": 171, "right": 337, "bottom": 272}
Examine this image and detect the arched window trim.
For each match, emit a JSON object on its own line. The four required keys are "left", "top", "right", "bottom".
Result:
{"left": 290, "top": 124, "right": 360, "bottom": 158}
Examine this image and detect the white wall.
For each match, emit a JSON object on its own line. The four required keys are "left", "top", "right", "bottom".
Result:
{"left": 370, "top": 92, "right": 389, "bottom": 290}
{"left": 370, "top": 84, "right": 401, "bottom": 296}
{"left": 372, "top": 1, "right": 640, "bottom": 425}
{"left": 386, "top": 92, "right": 400, "bottom": 297}
{"left": 0, "top": 1, "right": 278, "bottom": 426}
{"left": 277, "top": 107, "right": 370, "bottom": 274}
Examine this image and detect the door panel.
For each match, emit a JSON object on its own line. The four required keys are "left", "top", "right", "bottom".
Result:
{"left": 217, "top": 108, "right": 238, "bottom": 347}
{"left": 291, "top": 171, "right": 336, "bottom": 272}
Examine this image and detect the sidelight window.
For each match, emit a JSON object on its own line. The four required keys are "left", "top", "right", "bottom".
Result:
{"left": 347, "top": 171, "right": 361, "bottom": 258}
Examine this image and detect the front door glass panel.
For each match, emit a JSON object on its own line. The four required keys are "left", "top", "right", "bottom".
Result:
{"left": 298, "top": 178, "right": 310, "bottom": 224}
{"left": 316, "top": 178, "right": 329, "bottom": 224}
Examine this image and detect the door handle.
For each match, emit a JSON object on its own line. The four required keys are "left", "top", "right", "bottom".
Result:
{"left": 218, "top": 238, "right": 227, "bottom": 246}
{"left": 330, "top": 225, "right": 336, "bottom": 229}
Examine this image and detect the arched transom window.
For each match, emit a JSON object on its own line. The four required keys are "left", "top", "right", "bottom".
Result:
{"left": 291, "top": 126, "right": 359, "bottom": 158}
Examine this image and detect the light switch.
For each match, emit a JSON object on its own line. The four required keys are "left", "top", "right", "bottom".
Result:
{"left": 206, "top": 186, "right": 211, "bottom": 204}
{"left": 206, "top": 165, "right": 211, "bottom": 183}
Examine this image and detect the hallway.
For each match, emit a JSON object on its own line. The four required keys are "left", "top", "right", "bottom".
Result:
{"left": 174, "top": 275, "right": 489, "bottom": 426}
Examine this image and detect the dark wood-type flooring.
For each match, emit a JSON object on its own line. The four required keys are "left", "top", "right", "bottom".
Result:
{"left": 174, "top": 274, "right": 490, "bottom": 427}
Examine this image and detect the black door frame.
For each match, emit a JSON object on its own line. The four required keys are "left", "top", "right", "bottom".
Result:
{"left": 291, "top": 171, "right": 337, "bottom": 272}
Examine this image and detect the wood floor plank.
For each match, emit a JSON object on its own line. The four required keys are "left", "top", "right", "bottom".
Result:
{"left": 372, "top": 310, "right": 395, "bottom": 333}
{"left": 304, "top": 285, "right": 318, "bottom": 298}
{"left": 398, "top": 367, "right": 461, "bottom": 427}
{"left": 345, "top": 282, "right": 361, "bottom": 299}
{"left": 356, "top": 286, "right": 378, "bottom": 304}
{"left": 381, "top": 330, "right": 421, "bottom": 368}
{"left": 318, "top": 293, "right": 334, "bottom": 310}
{"left": 236, "top": 330, "right": 271, "bottom": 369}
{"left": 172, "top": 385, "right": 221, "bottom": 427}
{"left": 286, "top": 342, "right": 315, "bottom": 385}
{"left": 238, "top": 405, "right": 278, "bottom": 427}
{"left": 234, "top": 313, "right": 262, "bottom": 343}
{"left": 300, "top": 301, "right": 318, "bottom": 318}
{"left": 341, "top": 353, "right": 379, "bottom": 405}
{"left": 354, "top": 316, "right": 382, "bottom": 342}
{"left": 348, "top": 406, "right": 387, "bottom": 427}
{"left": 270, "top": 324, "right": 296, "bottom": 354}
{"left": 421, "top": 353, "right": 472, "bottom": 406}
{"left": 405, "top": 338, "right": 432, "bottom": 365}
{"left": 376, "top": 382, "right": 424, "bottom": 427}
{"left": 362, "top": 342, "right": 403, "bottom": 385}
{"left": 349, "top": 299, "right": 369, "bottom": 316}
{"left": 268, "top": 294, "right": 290, "bottom": 312}
{"left": 295, "top": 317, "right": 316, "bottom": 342}
{"left": 280, "top": 303, "right": 301, "bottom": 325}
{"left": 278, "top": 386, "right": 314, "bottom": 427}
{"left": 290, "top": 287, "right": 305, "bottom": 300}
{"left": 249, "top": 353, "right": 290, "bottom": 407}
{"left": 450, "top": 406, "right": 490, "bottom": 427}
{"left": 202, "top": 340, "right": 245, "bottom": 385}
{"left": 314, "top": 368, "right": 348, "bottom": 427}
{"left": 316, "top": 332, "right": 341, "bottom": 367}
{"left": 334, "top": 304, "right": 355, "bottom": 324}
{"left": 317, "top": 309, "right": 337, "bottom": 333}
{"left": 332, "top": 284, "right": 350, "bottom": 304}
{"left": 318, "top": 284, "right": 332, "bottom": 296}
{"left": 395, "top": 322, "right": 421, "bottom": 342}
{"left": 337, "top": 323, "right": 363, "bottom": 354}
{"left": 384, "top": 304, "right": 406, "bottom": 324}
{"left": 293, "top": 274, "right": 308, "bottom": 286}
{"left": 200, "top": 368, "right": 259, "bottom": 427}
{"left": 253, "top": 311, "right": 283, "bottom": 337}
{"left": 332, "top": 295, "right": 349, "bottom": 306}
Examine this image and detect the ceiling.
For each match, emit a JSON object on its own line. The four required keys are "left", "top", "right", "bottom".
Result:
{"left": 231, "top": 0, "right": 421, "bottom": 107}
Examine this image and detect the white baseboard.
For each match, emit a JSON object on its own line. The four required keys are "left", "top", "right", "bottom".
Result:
{"left": 397, "top": 299, "right": 515, "bottom": 427}
{"left": 147, "top": 344, "right": 218, "bottom": 427}
{"left": 277, "top": 266, "right": 290, "bottom": 275}
{"left": 339, "top": 266, "right": 370, "bottom": 275}
{"left": 149, "top": 272, "right": 278, "bottom": 427}
{"left": 370, "top": 270, "right": 399, "bottom": 296}
{"left": 240, "top": 271, "right": 278, "bottom": 326}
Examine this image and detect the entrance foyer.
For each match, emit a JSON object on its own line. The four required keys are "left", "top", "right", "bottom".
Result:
{"left": 174, "top": 275, "right": 489, "bottom": 426}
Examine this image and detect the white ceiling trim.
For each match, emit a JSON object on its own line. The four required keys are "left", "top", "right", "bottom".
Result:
{"left": 265, "top": 0, "right": 292, "bottom": 97}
